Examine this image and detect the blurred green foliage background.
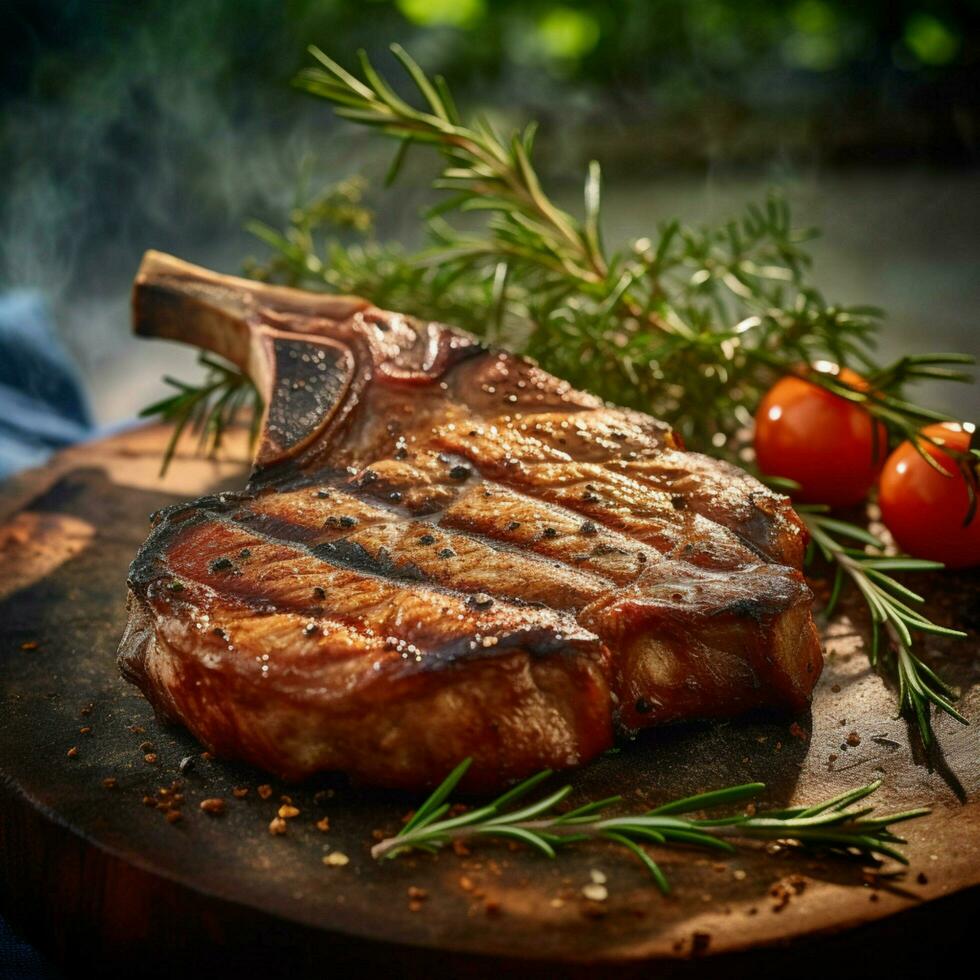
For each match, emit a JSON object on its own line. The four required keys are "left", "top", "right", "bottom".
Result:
{"left": 1, "top": 1, "right": 977, "bottom": 422}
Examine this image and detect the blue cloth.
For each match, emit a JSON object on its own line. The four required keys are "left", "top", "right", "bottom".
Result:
{"left": 0, "top": 289, "right": 84, "bottom": 977}
{"left": 0, "top": 916, "right": 60, "bottom": 980}
{"left": 0, "top": 290, "right": 94, "bottom": 480}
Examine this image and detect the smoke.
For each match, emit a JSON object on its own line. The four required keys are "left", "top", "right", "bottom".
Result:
{"left": 0, "top": 2, "right": 389, "bottom": 422}
{"left": 1, "top": 2, "right": 976, "bottom": 426}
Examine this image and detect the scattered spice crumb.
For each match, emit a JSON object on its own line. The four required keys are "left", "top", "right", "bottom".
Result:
{"left": 200, "top": 751, "right": 214, "bottom": 761}
{"left": 165, "top": 810, "right": 182, "bottom": 824}
{"left": 828, "top": 753, "right": 839, "bottom": 763}
{"left": 452, "top": 839, "right": 471, "bottom": 856}
{"left": 101, "top": 777, "right": 117, "bottom": 789}
{"left": 323, "top": 851, "right": 349, "bottom": 867}
{"left": 66, "top": 746, "right": 79, "bottom": 759}
{"left": 550, "top": 897, "right": 564, "bottom": 909}
{"left": 769, "top": 875, "right": 808, "bottom": 912}
{"left": 143, "top": 753, "right": 158, "bottom": 764}
{"left": 79, "top": 726, "right": 92, "bottom": 735}
{"left": 142, "top": 795, "right": 157, "bottom": 807}
{"left": 831, "top": 683, "right": 841, "bottom": 693}
{"left": 917, "top": 872, "right": 929, "bottom": 885}
{"left": 257, "top": 784, "right": 273, "bottom": 800}
{"left": 199, "top": 798, "right": 226, "bottom": 815}
{"left": 846, "top": 731, "right": 861, "bottom": 747}
{"left": 459, "top": 876, "right": 474, "bottom": 892}
{"left": 315, "top": 816, "right": 330, "bottom": 832}
{"left": 278, "top": 804, "right": 300, "bottom": 819}
{"left": 582, "top": 883, "right": 608, "bottom": 902}
{"left": 269, "top": 817, "right": 287, "bottom": 836}
{"left": 733, "top": 869, "right": 747, "bottom": 881}
{"left": 232, "top": 786, "right": 249, "bottom": 799}
{"left": 589, "top": 869, "right": 607, "bottom": 884}
{"left": 20, "top": 641, "right": 39, "bottom": 651}
{"left": 407, "top": 886, "right": 428, "bottom": 901}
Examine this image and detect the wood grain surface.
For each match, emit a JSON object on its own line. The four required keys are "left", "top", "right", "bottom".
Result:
{"left": 0, "top": 424, "right": 977, "bottom": 979}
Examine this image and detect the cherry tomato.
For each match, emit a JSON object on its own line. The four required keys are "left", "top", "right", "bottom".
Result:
{"left": 754, "top": 366, "right": 888, "bottom": 507}
{"left": 878, "top": 422, "right": 980, "bottom": 569}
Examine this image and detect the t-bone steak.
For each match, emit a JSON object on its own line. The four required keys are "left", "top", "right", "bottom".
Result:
{"left": 118, "top": 251, "right": 822, "bottom": 791}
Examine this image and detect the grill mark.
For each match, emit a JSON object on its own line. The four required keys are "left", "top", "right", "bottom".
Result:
{"left": 440, "top": 484, "right": 660, "bottom": 586}
{"left": 427, "top": 417, "right": 781, "bottom": 569}
{"left": 141, "top": 506, "right": 600, "bottom": 672}
{"left": 454, "top": 457, "right": 758, "bottom": 569}
{"left": 605, "top": 453, "right": 800, "bottom": 565}
{"left": 317, "top": 459, "right": 668, "bottom": 586}
{"left": 242, "top": 482, "right": 616, "bottom": 605}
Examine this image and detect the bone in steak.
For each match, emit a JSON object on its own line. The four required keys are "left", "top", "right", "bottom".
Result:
{"left": 118, "top": 251, "right": 822, "bottom": 791}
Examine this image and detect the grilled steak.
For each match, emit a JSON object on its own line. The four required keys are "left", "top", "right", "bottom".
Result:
{"left": 118, "top": 251, "right": 822, "bottom": 791}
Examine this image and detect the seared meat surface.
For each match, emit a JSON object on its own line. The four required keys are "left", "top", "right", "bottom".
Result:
{"left": 119, "top": 252, "right": 821, "bottom": 791}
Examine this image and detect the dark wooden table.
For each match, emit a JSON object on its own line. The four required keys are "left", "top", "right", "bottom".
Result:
{"left": 1, "top": 425, "right": 977, "bottom": 979}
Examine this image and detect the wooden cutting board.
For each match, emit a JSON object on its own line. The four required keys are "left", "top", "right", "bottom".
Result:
{"left": 1, "top": 424, "right": 977, "bottom": 979}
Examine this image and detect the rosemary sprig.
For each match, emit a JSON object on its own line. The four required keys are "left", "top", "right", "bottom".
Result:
{"left": 139, "top": 352, "right": 263, "bottom": 475}
{"left": 801, "top": 507, "right": 968, "bottom": 744}
{"left": 372, "top": 758, "right": 929, "bottom": 892}
{"left": 288, "top": 44, "right": 973, "bottom": 450}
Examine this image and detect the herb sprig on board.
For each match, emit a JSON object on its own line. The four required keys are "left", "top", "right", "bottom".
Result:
{"left": 142, "top": 44, "right": 974, "bottom": 744}
{"left": 372, "top": 758, "right": 929, "bottom": 891}
{"left": 140, "top": 352, "right": 263, "bottom": 475}
{"left": 801, "top": 507, "right": 967, "bottom": 742}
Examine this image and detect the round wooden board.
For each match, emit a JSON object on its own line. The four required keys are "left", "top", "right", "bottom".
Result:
{"left": 1, "top": 425, "right": 978, "bottom": 979}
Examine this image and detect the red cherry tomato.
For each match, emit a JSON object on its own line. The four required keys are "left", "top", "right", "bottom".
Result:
{"left": 754, "top": 367, "right": 888, "bottom": 506}
{"left": 878, "top": 422, "right": 980, "bottom": 569}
